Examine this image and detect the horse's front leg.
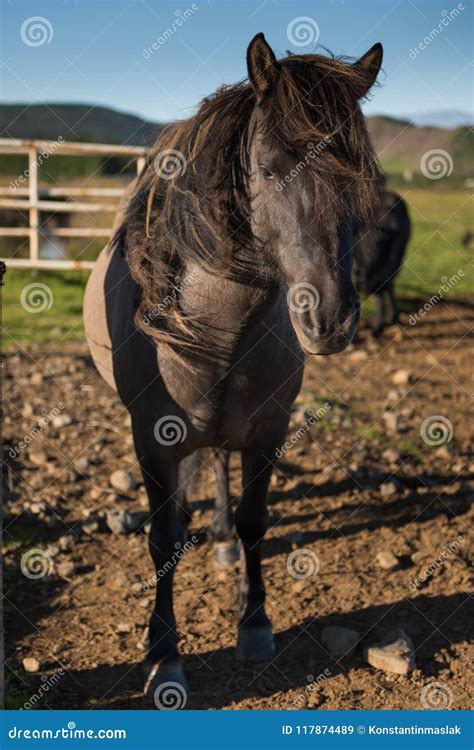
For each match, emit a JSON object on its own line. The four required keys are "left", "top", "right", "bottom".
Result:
{"left": 132, "top": 419, "right": 188, "bottom": 698}
{"left": 235, "top": 449, "right": 276, "bottom": 662}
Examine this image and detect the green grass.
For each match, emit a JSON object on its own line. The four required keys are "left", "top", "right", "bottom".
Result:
{"left": 2, "top": 270, "right": 85, "bottom": 348}
{"left": 2, "top": 186, "right": 472, "bottom": 349}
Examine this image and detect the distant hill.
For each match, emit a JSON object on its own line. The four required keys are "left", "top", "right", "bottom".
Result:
{"left": 0, "top": 103, "right": 164, "bottom": 148}
{"left": 0, "top": 103, "right": 472, "bottom": 177}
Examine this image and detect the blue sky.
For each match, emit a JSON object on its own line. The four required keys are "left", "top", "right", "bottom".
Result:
{"left": 1, "top": 0, "right": 472, "bottom": 124}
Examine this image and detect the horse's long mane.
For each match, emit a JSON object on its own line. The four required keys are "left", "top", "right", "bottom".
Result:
{"left": 117, "top": 50, "right": 381, "bottom": 360}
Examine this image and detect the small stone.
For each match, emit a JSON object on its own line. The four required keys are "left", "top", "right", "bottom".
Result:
{"left": 74, "top": 457, "right": 89, "bottom": 472}
{"left": 411, "top": 550, "right": 429, "bottom": 564}
{"left": 29, "top": 451, "right": 47, "bottom": 466}
{"left": 349, "top": 349, "right": 368, "bottom": 362}
{"left": 383, "top": 412, "right": 399, "bottom": 434}
{"left": 117, "top": 622, "right": 132, "bottom": 634}
{"left": 23, "top": 657, "right": 40, "bottom": 673}
{"left": 435, "top": 445, "right": 452, "bottom": 459}
{"left": 321, "top": 626, "right": 360, "bottom": 659}
{"left": 106, "top": 510, "right": 148, "bottom": 535}
{"left": 52, "top": 414, "right": 73, "bottom": 428}
{"left": 365, "top": 628, "right": 415, "bottom": 675}
{"left": 81, "top": 518, "right": 100, "bottom": 536}
{"left": 392, "top": 369, "right": 412, "bottom": 386}
{"left": 386, "top": 389, "right": 402, "bottom": 403}
{"left": 376, "top": 550, "right": 399, "bottom": 570}
{"left": 380, "top": 480, "right": 399, "bottom": 497}
{"left": 29, "top": 501, "right": 46, "bottom": 515}
{"left": 56, "top": 561, "right": 76, "bottom": 578}
{"left": 30, "top": 372, "right": 43, "bottom": 385}
{"left": 382, "top": 448, "right": 401, "bottom": 464}
{"left": 109, "top": 469, "right": 137, "bottom": 493}
{"left": 59, "top": 536, "right": 76, "bottom": 552}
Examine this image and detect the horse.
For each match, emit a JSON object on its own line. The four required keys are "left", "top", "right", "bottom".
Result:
{"left": 83, "top": 33, "right": 383, "bottom": 698}
{"left": 352, "top": 187, "right": 411, "bottom": 335}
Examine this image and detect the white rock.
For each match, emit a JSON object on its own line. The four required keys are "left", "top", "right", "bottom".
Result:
{"left": 109, "top": 469, "right": 137, "bottom": 493}
{"left": 376, "top": 550, "right": 399, "bottom": 570}
{"left": 365, "top": 628, "right": 415, "bottom": 675}
{"left": 392, "top": 369, "right": 412, "bottom": 386}
{"left": 52, "top": 414, "right": 73, "bottom": 428}
{"left": 23, "top": 657, "right": 40, "bottom": 673}
{"left": 383, "top": 412, "right": 399, "bottom": 434}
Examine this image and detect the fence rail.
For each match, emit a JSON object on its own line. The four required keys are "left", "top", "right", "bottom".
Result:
{"left": 0, "top": 137, "right": 147, "bottom": 271}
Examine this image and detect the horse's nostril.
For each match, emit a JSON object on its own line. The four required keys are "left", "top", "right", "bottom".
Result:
{"left": 316, "top": 319, "right": 327, "bottom": 336}
{"left": 300, "top": 310, "right": 326, "bottom": 341}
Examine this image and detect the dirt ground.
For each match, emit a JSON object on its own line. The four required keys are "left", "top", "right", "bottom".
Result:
{"left": 3, "top": 301, "right": 473, "bottom": 710}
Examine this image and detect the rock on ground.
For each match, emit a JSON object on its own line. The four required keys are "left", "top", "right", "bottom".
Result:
{"left": 365, "top": 628, "right": 415, "bottom": 675}
{"left": 321, "top": 626, "right": 360, "bottom": 659}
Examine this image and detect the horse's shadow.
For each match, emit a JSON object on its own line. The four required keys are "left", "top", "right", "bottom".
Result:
{"left": 53, "top": 591, "right": 471, "bottom": 709}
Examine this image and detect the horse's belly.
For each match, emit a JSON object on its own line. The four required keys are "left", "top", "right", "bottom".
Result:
{"left": 83, "top": 246, "right": 117, "bottom": 392}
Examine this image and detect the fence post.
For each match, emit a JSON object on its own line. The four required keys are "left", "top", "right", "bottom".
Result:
{"left": 28, "top": 146, "right": 39, "bottom": 263}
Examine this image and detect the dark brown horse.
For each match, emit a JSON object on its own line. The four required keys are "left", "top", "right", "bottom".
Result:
{"left": 353, "top": 188, "right": 411, "bottom": 335}
{"left": 84, "top": 33, "right": 383, "bottom": 699}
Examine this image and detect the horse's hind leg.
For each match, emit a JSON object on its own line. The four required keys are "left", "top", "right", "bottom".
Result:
{"left": 235, "top": 449, "right": 275, "bottom": 662}
{"left": 211, "top": 448, "right": 239, "bottom": 567}
{"left": 383, "top": 284, "right": 400, "bottom": 325}
{"left": 178, "top": 452, "right": 201, "bottom": 528}
{"left": 372, "top": 290, "right": 386, "bottom": 337}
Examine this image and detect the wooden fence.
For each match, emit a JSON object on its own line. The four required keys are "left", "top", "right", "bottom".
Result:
{"left": 0, "top": 138, "right": 147, "bottom": 271}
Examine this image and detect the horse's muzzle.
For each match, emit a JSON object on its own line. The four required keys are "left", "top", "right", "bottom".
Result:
{"left": 291, "top": 301, "right": 360, "bottom": 355}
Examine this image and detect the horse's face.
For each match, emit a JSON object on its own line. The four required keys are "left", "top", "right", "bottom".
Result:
{"left": 246, "top": 34, "right": 383, "bottom": 356}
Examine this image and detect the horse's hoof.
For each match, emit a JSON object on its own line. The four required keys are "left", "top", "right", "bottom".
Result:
{"left": 143, "top": 657, "right": 189, "bottom": 709}
{"left": 214, "top": 540, "right": 240, "bottom": 567}
{"left": 236, "top": 625, "right": 275, "bottom": 662}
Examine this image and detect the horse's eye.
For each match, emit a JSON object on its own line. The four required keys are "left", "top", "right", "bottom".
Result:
{"left": 260, "top": 165, "right": 274, "bottom": 180}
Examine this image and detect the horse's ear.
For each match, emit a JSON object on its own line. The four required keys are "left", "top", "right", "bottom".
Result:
{"left": 247, "top": 33, "right": 280, "bottom": 100}
{"left": 354, "top": 43, "right": 383, "bottom": 96}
